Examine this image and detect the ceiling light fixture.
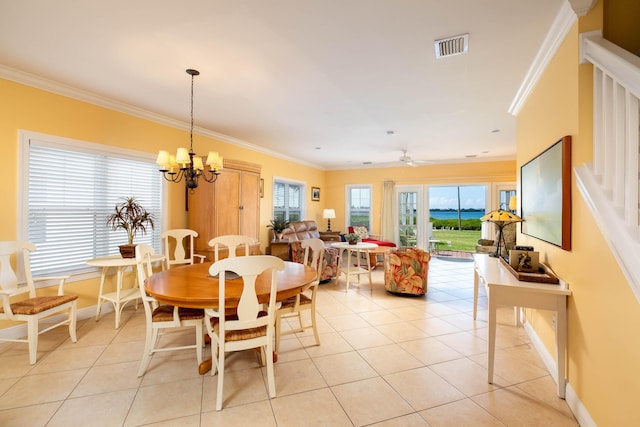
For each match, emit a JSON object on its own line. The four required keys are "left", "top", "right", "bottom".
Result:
{"left": 156, "top": 69, "right": 223, "bottom": 189}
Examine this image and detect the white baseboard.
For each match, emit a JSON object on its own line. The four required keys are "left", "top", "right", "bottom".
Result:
{"left": 523, "top": 319, "right": 596, "bottom": 427}
{"left": 0, "top": 304, "right": 113, "bottom": 340}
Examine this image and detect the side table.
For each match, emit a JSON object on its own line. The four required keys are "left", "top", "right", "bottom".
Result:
{"left": 87, "top": 253, "right": 164, "bottom": 329}
{"left": 269, "top": 239, "right": 291, "bottom": 260}
{"left": 331, "top": 242, "right": 378, "bottom": 292}
{"left": 319, "top": 231, "right": 342, "bottom": 242}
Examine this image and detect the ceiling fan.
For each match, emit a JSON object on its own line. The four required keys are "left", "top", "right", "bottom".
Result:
{"left": 398, "top": 150, "right": 430, "bottom": 167}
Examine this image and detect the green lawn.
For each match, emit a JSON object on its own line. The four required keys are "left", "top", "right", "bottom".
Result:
{"left": 431, "top": 229, "right": 480, "bottom": 252}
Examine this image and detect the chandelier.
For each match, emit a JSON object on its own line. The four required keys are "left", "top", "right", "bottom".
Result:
{"left": 156, "top": 69, "right": 223, "bottom": 189}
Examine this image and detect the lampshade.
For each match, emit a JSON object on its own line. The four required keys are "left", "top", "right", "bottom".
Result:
{"left": 481, "top": 209, "right": 523, "bottom": 223}
{"left": 509, "top": 195, "right": 517, "bottom": 211}
{"left": 322, "top": 209, "right": 336, "bottom": 219}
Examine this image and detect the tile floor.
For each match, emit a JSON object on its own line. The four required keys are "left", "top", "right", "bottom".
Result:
{"left": 0, "top": 256, "right": 578, "bottom": 426}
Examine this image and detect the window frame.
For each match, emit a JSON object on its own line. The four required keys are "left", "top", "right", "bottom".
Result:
{"left": 272, "top": 177, "right": 306, "bottom": 222}
{"left": 18, "top": 130, "right": 166, "bottom": 285}
{"left": 345, "top": 184, "right": 372, "bottom": 230}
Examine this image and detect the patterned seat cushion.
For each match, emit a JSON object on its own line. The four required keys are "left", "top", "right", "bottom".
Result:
{"left": 384, "top": 247, "right": 430, "bottom": 295}
{"left": 290, "top": 241, "right": 338, "bottom": 282}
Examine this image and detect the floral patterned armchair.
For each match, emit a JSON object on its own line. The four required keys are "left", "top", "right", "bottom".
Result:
{"left": 290, "top": 241, "right": 338, "bottom": 283}
{"left": 384, "top": 247, "right": 430, "bottom": 295}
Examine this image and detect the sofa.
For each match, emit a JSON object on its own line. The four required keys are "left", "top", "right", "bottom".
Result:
{"left": 273, "top": 220, "right": 339, "bottom": 283}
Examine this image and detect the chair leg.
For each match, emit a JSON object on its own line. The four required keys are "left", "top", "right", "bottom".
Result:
{"left": 274, "top": 314, "right": 282, "bottom": 353}
{"left": 27, "top": 317, "right": 39, "bottom": 365}
{"left": 265, "top": 341, "right": 276, "bottom": 398}
{"left": 310, "top": 307, "right": 320, "bottom": 346}
{"left": 195, "top": 322, "right": 203, "bottom": 365}
{"left": 215, "top": 347, "right": 225, "bottom": 411}
{"left": 138, "top": 323, "right": 155, "bottom": 377}
{"left": 68, "top": 301, "right": 78, "bottom": 343}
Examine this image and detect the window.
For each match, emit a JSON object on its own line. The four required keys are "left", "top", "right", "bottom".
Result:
{"left": 347, "top": 185, "right": 371, "bottom": 228}
{"left": 273, "top": 179, "right": 304, "bottom": 221}
{"left": 19, "top": 132, "right": 163, "bottom": 278}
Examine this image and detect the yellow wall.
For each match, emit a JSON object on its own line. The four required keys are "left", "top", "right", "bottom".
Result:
{"left": 516, "top": 2, "right": 640, "bottom": 425}
{"left": 1, "top": 77, "right": 511, "bottom": 326}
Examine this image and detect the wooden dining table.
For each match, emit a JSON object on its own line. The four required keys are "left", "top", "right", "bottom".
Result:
{"left": 144, "top": 260, "right": 317, "bottom": 373}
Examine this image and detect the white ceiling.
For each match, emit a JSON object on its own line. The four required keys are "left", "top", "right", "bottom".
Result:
{"left": 0, "top": 0, "right": 566, "bottom": 170}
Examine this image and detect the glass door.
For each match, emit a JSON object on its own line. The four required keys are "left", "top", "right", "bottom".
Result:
{"left": 398, "top": 191, "right": 418, "bottom": 247}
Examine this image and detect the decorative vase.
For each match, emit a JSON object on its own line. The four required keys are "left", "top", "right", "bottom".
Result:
{"left": 348, "top": 239, "right": 357, "bottom": 245}
{"left": 275, "top": 232, "right": 284, "bottom": 240}
{"left": 118, "top": 244, "right": 136, "bottom": 258}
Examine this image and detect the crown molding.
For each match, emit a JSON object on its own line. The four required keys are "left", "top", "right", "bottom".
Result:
{"left": 0, "top": 64, "right": 325, "bottom": 170}
{"left": 508, "top": 1, "right": 577, "bottom": 115}
{"left": 568, "top": 0, "right": 598, "bottom": 17}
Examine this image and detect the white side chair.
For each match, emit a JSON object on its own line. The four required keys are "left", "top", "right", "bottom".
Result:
{"left": 135, "top": 244, "right": 204, "bottom": 376}
{"left": 205, "top": 255, "right": 284, "bottom": 411}
{"left": 274, "top": 238, "right": 322, "bottom": 353}
{"left": 0, "top": 241, "right": 78, "bottom": 364}
{"left": 161, "top": 228, "right": 205, "bottom": 269}
{"left": 208, "top": 235, "right": 256, "bottom": 262}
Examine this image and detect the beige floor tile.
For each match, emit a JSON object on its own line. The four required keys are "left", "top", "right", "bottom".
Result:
{"left": 339, "top": 327, "right": 393, "bottom": 349}
{"left": 271, "top": 388, "right": 352, "bottom": 427}
{"left": 375, "top": 322, "right": 429, "bottom": 343}
{"left": 469, "top": 346, "right": 550, "bottom": 385}
{"left": 47, "top": 389, "right": 137, "bottom": 427}
{"left": 0, "top": 354, "right": 35, "bottom": 379}
{"left": 313, "top": 351, "right": 377, "bottom": 386}
{"left": 357, "top": 309, "right": 404, "bottom": 326}
{"left": 124, "top": 378, "right": 203, "bottom": 426}
{"left": 202, "top": 367, "right": 269, "bottom": 411}
{"left": 301, "top": 332, "right": 353, "bottom": 357}
{"left": 323, "top": 312, "right": 371, "bottom": 331}
{"left": 434, "top": 330, "right": 487, "bottom": 356}
{"left": 272, "top": 358, "right": 327, "bottom": 396}
{"left": 472, "top": 386, "right": 579, "bottom": 426}
{"left": 368, "top": 412, "right": 430, "bottom": 426}
{"left": 515, "top": 376, "right": 577, "bottom": 419}
{"left": 388, "top": 305, "right": 431, "bottom": 321}
{"left": 274, "top": 336, "right": 311, "bottom": 363}
{"left": 358, "top": 343, "right": 423, "bottom": 375}
{"left": 332, "top": 377, "right": 414, "bottom": 426}
{"left": 28, "top": 344, "right": 106, "bottom": 374}
{"left": 419, "top": 398, "right": 504, "bottom": 426}
{"left": 429, "top": 358, "right": 507, "bottom": 397}
{"left": 140, "top": 352, "right": 206, "bottom": 386}
{"left": 409, "top": 316, "right": 462, "bottom": 336}
{"left": 384, "top": 366, "right": 466, "bottom": 410}
{"left": 94, "top": 339, "right": 145, "bottom": 366}
{"left": 201, "top": 400, "right": 276, "bottom": 426}
{"left": 399, "top": 336, "right": 464, "bottom": 365}
{"left": 0, "top": 401, "right": 61, "bottom": 427}
{"left": 70, "top": 360, "right": 142, "bottom": 397}
{"left": 0, "top": 369, "right": 86, "bottom": 410}
{"left": 144, "top": 414, "right": 201, "bottom": 427}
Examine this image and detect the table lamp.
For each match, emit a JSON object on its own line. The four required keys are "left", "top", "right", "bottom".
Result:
{"left": 480, "top": 209, "right": 523, "bottom": 258}
{"left": 322, "top": 208, "right": 336, "bottom": 231}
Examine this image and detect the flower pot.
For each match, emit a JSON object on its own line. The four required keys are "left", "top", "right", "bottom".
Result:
{"left": 118, "top": 244, "right": 136, "bottom": 258}
{"left": 348, "top": 240, "right": 357, "bottom": 245}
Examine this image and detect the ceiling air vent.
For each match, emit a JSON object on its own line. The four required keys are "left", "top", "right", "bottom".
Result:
{"left": 434, "top": 33, "right": 469, "bottom": 59}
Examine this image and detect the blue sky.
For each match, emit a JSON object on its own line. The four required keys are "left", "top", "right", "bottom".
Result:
{"left": 429, "top": 186, "right": 485, "bottom": 210}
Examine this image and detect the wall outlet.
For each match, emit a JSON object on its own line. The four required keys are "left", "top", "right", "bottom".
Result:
{"left": 551, "top": 313, "right": 557, "bottom": 330}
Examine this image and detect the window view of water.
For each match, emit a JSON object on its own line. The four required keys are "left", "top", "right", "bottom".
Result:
{"left": 429, "top": 209, "right": 484, "bottom": 220}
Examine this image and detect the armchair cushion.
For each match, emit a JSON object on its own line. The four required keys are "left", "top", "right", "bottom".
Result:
{"left": 348, "top": 226, "right": 397, "bottom": 247}
{"left": 384, "top": 247, "right": 430, "bottom": 296}
{"left": 290, "top": 241, "right": 338, "bottom": 283}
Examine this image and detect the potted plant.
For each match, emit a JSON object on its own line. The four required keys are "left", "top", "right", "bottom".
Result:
{"left": 267, "top": 217, "right": 291, "bottom": 240}
{"left": 106, "top": 197, "right": 155, "bottom": 258}
{"left": 345, "top": 233, "right": 359, "bottom": 245}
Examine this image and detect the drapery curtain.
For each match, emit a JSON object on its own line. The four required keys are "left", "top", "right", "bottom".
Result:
{"left": 381, "top": 180, "right": 395, "bottom": 242}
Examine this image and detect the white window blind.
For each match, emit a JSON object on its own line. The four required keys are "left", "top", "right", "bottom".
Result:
{"left": 23, "top": 136, "right": 163, "bottom": 277}
{"left": 273, "top": 179, "right": 303, "bottom": 221}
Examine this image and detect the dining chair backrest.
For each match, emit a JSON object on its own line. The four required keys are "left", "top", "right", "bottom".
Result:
{"left": 208, "top": 235, "right": 256, "bottom": 262}
{"left": 0, "top": 240, "right": 36, "bottom": 297}
{"left": 161, "top": 228, "right": 204, "bottom": 269}
{"left": 135, "top": 244, "right": 157, "bottom": 302}
{"left": 209, "top": 255, "right": 284, "bottom": 329}
{"left": 300, "top": 238, "right": 325, "bottom": 284}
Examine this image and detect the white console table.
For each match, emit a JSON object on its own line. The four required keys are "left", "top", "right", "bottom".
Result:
{"left": 472, "top": 253, "right": 571, "bottom": 398}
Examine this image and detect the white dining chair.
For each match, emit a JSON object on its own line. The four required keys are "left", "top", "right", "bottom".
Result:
{"left": 208, "top": 235, "right": 256, "bottom": 261}
{"left": 0, "top": 241, "right": 78, "bottom": 364}
{"left": 135, "top": 244, "right": 204, "bottom": 376}
{"left": 274, "top": 238, "right": 322, "bottom": 353}
{"left": 204, "top": 255, "right": 284, "bottom": 410}
{"left": 161, "top": 228, "right": 205, "bottom": 269}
